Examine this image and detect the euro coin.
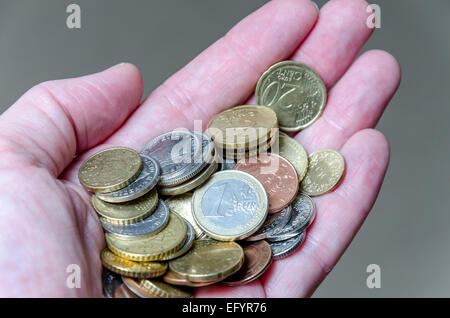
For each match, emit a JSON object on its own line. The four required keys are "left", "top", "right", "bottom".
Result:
{"left": 96, "top": 154, "right": 160, "bottom": 203}
{"left": 105, "top": 212, "right": 187, "bottom": 261}
{"left": 92, "top": 188, "right": 158, "bottom": 225}
{"left": 169, "top": 240, "right": 244, "bottom": 283}
{"left": 100, "top": 199, "right": 169, "bottom": 238}
{"left": 300, "top": 149, "right": 345, "bottom": 196}
{"left": 100, "top": 249, "right": 167, "bottom": 278}
{"left": 255, "top": 61, "right": 327, "bottom": 132}
{"left": 78, "top": 147, "right": 143, "bottom": 193}
{"left": 141, "top": 130, "right": 210, "bottom": 187}
{"left": 192, "top": 170, "right": 268, "bottom": 241}
{"left": 206, "top": 105, "right": 277, "bottom": 151}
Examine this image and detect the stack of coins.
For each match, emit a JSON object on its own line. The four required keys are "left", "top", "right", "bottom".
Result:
{"left": 78, "top": 61, "right": 346, "bottom": 298}
{"left": 141, "top": 130, "right": 217, "bottom": 196}
{"left": 206, "top": 105, "right": 278, "bottom": 161}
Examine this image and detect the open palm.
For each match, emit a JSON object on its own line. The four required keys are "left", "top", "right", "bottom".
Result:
{"left": 0, "top": 0, "right": 400, "bottom": 297}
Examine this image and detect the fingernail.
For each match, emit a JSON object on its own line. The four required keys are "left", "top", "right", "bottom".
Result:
{"left": 107, "top": 62, "right": 127, "bottom": 70}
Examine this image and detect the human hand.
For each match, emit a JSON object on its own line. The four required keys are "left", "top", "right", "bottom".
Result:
{"left": 0, "top": 0, "right": 400, "bottom": 297}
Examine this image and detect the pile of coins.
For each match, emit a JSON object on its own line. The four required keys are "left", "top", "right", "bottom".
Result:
{"left": 78, "top": 61, "right": 345, "bottom": 298}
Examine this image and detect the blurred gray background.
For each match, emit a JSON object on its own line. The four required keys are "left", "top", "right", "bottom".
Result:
{"left": 0, "top": 0, "right": 448, "bottom": 297}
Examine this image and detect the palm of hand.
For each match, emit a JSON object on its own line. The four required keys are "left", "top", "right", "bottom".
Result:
{"left": 0, "top": 0, "right": 400, "bottom": 297}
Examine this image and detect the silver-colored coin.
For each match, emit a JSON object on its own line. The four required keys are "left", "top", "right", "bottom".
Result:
{"left": 246, "top": 205, "right": 292, "bottom": 241}
{"left": 219, "top": 159, "right": 236, "bottom": 171}
{"left": 267, "top": 194, "right": 315, "bottom": 242}
{"left": 96, "top": 155, "right": 161, "bottom": 203}
{"left": 193, "top": 130, "right": 215, "bottom": 164}
{"left": 141, "top": 130, "right": 209, "bottom": 187}
{"left": 159, "top": 219, "right": 195, "bottom": 261}
{"left": 193, "top": 170, "right": 268, "bottom": 241}
{"left": 100, "top": 200, "right": 169, "bottom": 238}
{"left": 270, "top": 232, "right": 306, "bottom": 260}
{"left": 102, "top": 268, "right": 122, "bottom": 298}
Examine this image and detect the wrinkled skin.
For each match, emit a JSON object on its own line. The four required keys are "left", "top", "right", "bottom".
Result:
{"left": 0, "top": 0, "right": 400, "bottom": 297}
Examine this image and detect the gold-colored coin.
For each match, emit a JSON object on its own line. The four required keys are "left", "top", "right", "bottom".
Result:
{"left": 139, "top": 279, "right": 193, "bottom": 298}
{"left": 192, "top": 170, "right": 268, "bottom": 241}
{"left": 92, "top": 188, "right": 158, "bottom": 225}
{"left": 300, "top": 149, "right": 345, "bottom": 196}
{"left": 105, "top": 212, "right": 187, "bottom": 261}
{"left": 101, "top": 249, "right": 167, "bottom": 279}
{"left": 272, "top": 132, "right": 308, "bottom": 182}
{"left": 166, "top": 193, "right": 206, "bottom": 239}
{"left": 206, "top": 105, "right": 277, "bottom": 151}
{"left": 159, "top": 158, "right": 218, "bottom": 196}
{"left": 163, "top": 270, "right": 222, "bottom": 287}
{"left": 219, "top": 131, "right": 277, "bottom": 160}
{"left": 255, "top": 61, "right": 327, "bottom": 132}
{"left": 169, "top": 240, "right": 244, "bottom": 283}
{"left": 78, "top": 147, "right": 143, "bottom": 193}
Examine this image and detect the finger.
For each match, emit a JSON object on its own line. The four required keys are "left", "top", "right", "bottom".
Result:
{"left": 0, "top": 63, "right": 143, "bottom": 176}
{"left": 262, "top": 129, "right": 390, "bottom": 297}
{"left": 246, "top": 0, "right": 375, "bottom": 105}
{"left": 107, "top": 0, "right": 319, "bottom": 148}
{"left": 195, "top": 281, "right": 265, "bottom": 298}
{"left": 296, "top": 50, "right": 401, "bottom": 152}
{"left": 292, "top": 0, "right": 374, "bottom": 89}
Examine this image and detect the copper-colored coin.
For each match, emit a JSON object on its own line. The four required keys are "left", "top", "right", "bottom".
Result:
{"left": 163, "top": 270, "right": 221, "bottom": 287}
{"left": 222, "top": 240, "right": 272, "bottom": 286}
{"left": 114, "top": 284, "right": 139, "bottom": 298}
{"left": 121, "top": 277, "right": 160, "bottom": 298}
{"left": 234, "top": 153, "right": 299, "bottom": 213}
